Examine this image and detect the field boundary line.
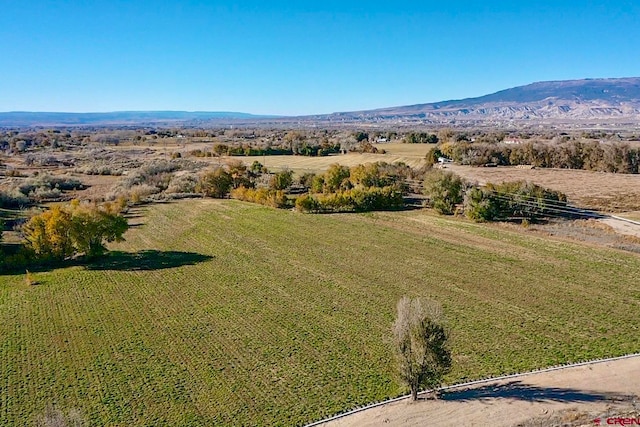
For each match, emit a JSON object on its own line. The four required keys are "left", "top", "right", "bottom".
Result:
{"left": 305, "top": 353, "right": 640, "bottom": 427}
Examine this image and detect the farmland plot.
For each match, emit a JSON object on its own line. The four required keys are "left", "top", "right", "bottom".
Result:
{"left": 219, "top": 142, "right": 431, "bottom": 172}
{"left": 1, "top": 200, "right": 639, "bottom": 425}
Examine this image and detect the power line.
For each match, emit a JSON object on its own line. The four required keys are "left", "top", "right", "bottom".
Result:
{"left": 482, "top": 188, "right": 571, "bottom": 208}
{"left": 413, "top": 177, "right": 604, "bottom": 219}
{"left": 480, "top": 187, "right": 601, "bottom": 216}
{"left": 475, "top": 192, "right": 600, "bottom": 219}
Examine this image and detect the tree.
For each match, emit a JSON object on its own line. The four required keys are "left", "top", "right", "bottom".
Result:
{"left": 298, "top": 172, "right": 316, "bottom": 189}
{"left": 269, "top": 170, "right": 293, "bottom": 190}
{"left": 0, "top": 219, "right": 4, "bottom": 262}
{"left": 250, "top": 160, "right": 266, "bottom": 175}
{"left": 22, "top": 203, "right": 128, "bottom": 261}
{"left": 196, "top": 168, "right": 233, "bottom": 198}
{"left": 323, "top": 164, "right": 351, "bottom": 193}
{"left": 437, "top": 128, "right": 455, "bottom": 144}
{"left": 212, "top": 143, "right": 229, "bottom": 156}
{"left": 423, "top": 170, "right": 465, "bottom": 215}
{"left": 393, "top": 297, "right": 451, "bottom": 401}
{"left": 463, "top": 186, "right": 501, "bottom": 222}
{"left": 227, "top": 160, "right": 252, "bottom": 189}
{"left": 22, "top": 206, "right": 74, "bottom": 260}
{"left": 69, "top": 205, "right": 128, "bottom": 259}
{"left": 464, "top": 181, "right": 567, "bottom": 222}
{"left": 405, "top": 132, "right": 439, "bottom": 144}
{"left": 310, "top": 175, "right": 325, "bottom": 193}
{"left": 354, "top": 131, "right": 369, "bottom": 143}
{"left": 295, "top": 193, "right": 320, "bottom": 213}
{"left": 349, "top": 163, "right": 404, "bottom": 189}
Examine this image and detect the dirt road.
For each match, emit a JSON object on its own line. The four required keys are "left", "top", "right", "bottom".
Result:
{"left": 600, "top": 217, "right": 640, "bottom": 239}
{"left": 318, "top": 356, "right": 640, "bottom": 427}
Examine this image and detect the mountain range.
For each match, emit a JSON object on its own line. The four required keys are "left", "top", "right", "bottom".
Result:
{"left": 1, "top": 77, "right": 639, "bottom": 127}
{"left": 317, "top": 77, "right": 640, "bottom": 125}
{"left": 0, "top": 111, "right": 267, "bottom": 127}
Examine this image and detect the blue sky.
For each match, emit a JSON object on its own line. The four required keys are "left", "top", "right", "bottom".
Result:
{"left": 1, "top": 1, "right": 639, "bottom": 115}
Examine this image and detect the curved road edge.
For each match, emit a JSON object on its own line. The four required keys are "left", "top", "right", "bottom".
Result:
{"left": 305, "top": 352, "right": 640, "bottom": 427}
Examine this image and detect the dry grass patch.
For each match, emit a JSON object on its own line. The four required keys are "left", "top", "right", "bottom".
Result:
{"left": 447, "top": 164, "right": 640, "bottom": 211}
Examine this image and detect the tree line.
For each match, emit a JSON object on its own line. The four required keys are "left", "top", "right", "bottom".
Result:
{"left": 428, "top": 140, "right": 640, "bottom": 173}
{"left": 423, "top": 169, "right": 568, "bottom": 222}
{"left": 193, "top": 161, "right": 413, "bottom": 213}
{"left": 294, "top": 163, "right": 409, "bottom": 213}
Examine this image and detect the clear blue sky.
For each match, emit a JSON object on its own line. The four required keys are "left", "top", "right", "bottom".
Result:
{"left": 1, "top": 1, "right": 639, "bottom": 115}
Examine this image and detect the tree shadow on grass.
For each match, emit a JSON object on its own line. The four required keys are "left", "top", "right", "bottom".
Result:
{"left": 441, "top": 380, "right": 633, "bottom": 404}
{"left": 86, "top": 250, "right": 213, "bottom": 271}
{"left": 1, "top": 250, "right": 212, "bottom": 275}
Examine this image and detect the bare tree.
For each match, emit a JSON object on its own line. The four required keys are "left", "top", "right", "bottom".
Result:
{"left": 392, "top": 296, "right": 452, "bottom": 401}
{"left": 36, "top": 405, "right": 84, "bottom": 427}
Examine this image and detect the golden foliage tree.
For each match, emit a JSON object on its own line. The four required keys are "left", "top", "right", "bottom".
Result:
{"left": 23, "top": 206, "right": 74, "bottom": 260}
{"left": 23, "top": 203, "right": 128, "bottom": 261}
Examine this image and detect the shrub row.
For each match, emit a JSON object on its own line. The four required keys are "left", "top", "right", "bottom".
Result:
{"left": 230, "top": 187, "right": 289, "bottom": 208}
{"left": 203, "top": 143, "right": 341, "bottom": 157}
{"left": 296, "top": 186, "right": 403, "bottom": 213}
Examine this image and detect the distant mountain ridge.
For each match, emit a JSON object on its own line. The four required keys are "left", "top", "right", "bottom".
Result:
{"left": 320, "top": 77, "right": 640, "bottom": 124}
{"left": 438, "top": 77, "right": 640, "bottom": 105}
{"left": 2, "top": 78, "right": 640, "bottom": 127}
{"left": 0, "top": 111, "right": 271, "bottom": 127}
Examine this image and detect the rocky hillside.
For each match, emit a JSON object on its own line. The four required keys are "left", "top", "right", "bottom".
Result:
{"left": 319, "top": 77, "right": 640, "bottom": 124}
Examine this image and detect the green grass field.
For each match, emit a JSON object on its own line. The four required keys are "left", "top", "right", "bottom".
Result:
{"left": 1, "top": 200, "right": 639, "bottom": 426}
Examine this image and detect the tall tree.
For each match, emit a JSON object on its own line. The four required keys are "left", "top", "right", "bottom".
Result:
{"left": 22, "top": 206, "right": 74, "bottom": 260}
{"left": 69, "top": 205, "right": 128, "bottom": 259}
{"left": 392, "top": 296, "right": 452, "bottom": 401}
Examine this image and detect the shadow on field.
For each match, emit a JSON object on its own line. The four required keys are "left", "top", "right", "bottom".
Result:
{"left": 1, "top": 250, "right": 212, "bottom": 275}
{"left": 86, "top": 250, "right": 213, "bottom": 271}
{"left": 441, "top": 380, "right": 632, "bottom": 404}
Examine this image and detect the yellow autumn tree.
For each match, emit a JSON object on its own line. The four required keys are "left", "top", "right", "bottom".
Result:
{"left": 22, "top": 202, "right": 128, "bottom": 261}
{"left": 22, "top": 206, "right": 73, "bottom": 260}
